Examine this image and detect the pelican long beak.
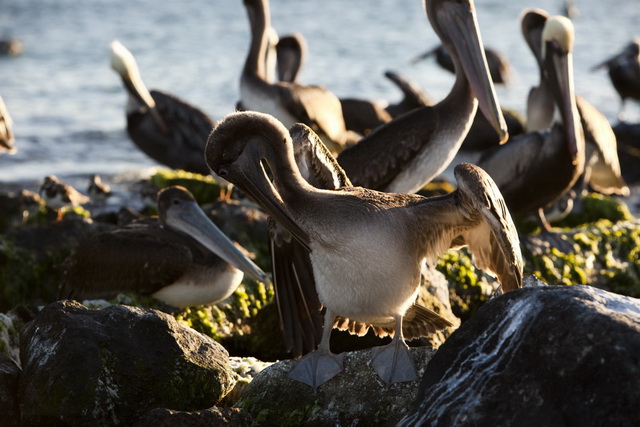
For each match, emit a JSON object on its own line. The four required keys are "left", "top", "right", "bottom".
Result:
{"left": 438, "top": 2, "right": 508, "bottom": 143}
{"left": 165, "top": 199, "right": 271, "bottom": 284}
{"left": 545, "top": 40, "right": 582, "bottom": 161}
{"left": 229, "top": 161, "right": 312, "bottom": 252}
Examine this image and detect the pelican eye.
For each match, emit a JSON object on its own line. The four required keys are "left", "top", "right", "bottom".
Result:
{"left": 172, "top": 198, "right": 181, "bottom": 206}
{"left": 218, "top": 168, "right": 229, "bottom": 178}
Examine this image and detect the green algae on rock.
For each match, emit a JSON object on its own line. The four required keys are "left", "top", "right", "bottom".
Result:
{"left": 149, "top": 169, "right": 224, "bottom": 204}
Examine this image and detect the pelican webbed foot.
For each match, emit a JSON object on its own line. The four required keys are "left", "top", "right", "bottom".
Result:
{"left": 288, "top": 347, "right": 344, "bottom": 388}
{"left": 288, "top": 309, "right": 344, "bottom": 388}
{"left": 369, "top": 337, "right": 417, "bottom": 384}
{"left": 370, "top": 314, "right": 418, "bottom": 384}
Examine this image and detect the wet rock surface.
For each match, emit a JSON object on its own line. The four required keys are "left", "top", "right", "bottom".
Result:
{"left": 0, "top": 353, "right": 20, "bottom": 427}
{"left": 400, "top": 285, "right": 640, "bottom": 427}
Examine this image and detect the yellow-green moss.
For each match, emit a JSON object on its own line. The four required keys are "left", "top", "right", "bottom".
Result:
{"left": 436, "top": 249, "right": 496, "bottom": 321}
{"left": 150, "top": 169, "right": 224, "bottom": 204}
{"left": 553, "top": 193, "right": 634, "bottom": 228}
{"left": 174, "top": 279, "right": 281, "bottom": 359}
{"left": 524, "top": 220, "right": 640, "bottom": 295}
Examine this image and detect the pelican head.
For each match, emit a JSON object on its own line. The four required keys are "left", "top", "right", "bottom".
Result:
{"left": 520, "top": 8, "right": 550, "bottom": 68}
{"left": 423, "top": 0, "right": 508, "bottom": 143}
{"left": 109, "top": 40, "right": 168, "bottom": 131}
{"left": 541, "top": 15, "right": 574, "bottom": 59}
{"left": 158, "top": 185, "right": 271, "bottom": 284}
{"left": 541, "top": 16, "right": 583, "bottom": 164}
{"left": 206, "top": 111, "right": 311, "bottom": 249}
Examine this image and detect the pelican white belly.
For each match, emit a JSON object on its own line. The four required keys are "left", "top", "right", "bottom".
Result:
{"left": 152, "top": 266, "right": 243, "bottom": 308}
{"left": 308, "top": 221, "right": 419, "bottom": 320}
{"left": 240, "top": 83, "right": 298, "bottom": 129}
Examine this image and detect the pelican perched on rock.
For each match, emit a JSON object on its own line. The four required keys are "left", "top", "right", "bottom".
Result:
{"left": 257, "top": 0, "right": 509, "bottom": 359}
{"left": 109, "top": 40, "right": 215, "bottom": 175}
{"left": 592, "top": 38, "right": 640, "bottom": 121}
{"left": 60, "top": 186, "right": 270, "bottom": 307}
{"left": 0, "top": 94, "right": 15, "bottom": 154}
{"left": 522, "top": 9, "right": 628, "bottom": 199}
{"left": 240, "top": 0, "right": 359, "bottom": 153}
{"left": 206, "top": 111, "right": 522, "bottom": 387}
{"left": 412, "top": 43, "right": 513, "bottom": 86}
{"left": 476, "top": 15, "right": 584, "bottom": 241}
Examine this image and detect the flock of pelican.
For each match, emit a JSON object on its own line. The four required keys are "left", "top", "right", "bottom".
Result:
{"left": 2, "top": 0, "right": 638, "bottom": 388}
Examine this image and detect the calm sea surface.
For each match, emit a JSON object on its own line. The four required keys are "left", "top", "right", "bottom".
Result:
{"left": 1, "top": 0, "right": 638, "bottom": 186}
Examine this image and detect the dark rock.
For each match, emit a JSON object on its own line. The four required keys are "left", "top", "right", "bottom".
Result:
{"left": 400, "top": 285, "right": 640, "bottom": 426}
{"left": 18, "top": 300, "right": 235, "bottom": 426}
{"left": 0, "top": 218, "right": 110, "bottom": 311}
{"left": 0, "top": 353, "right": 20, "bottom": 427}
{"left": 135, "top": 407, "right": 253, "bottom": 427}
{"left": 237, "top": 346, "right": 437, "bottom": 426}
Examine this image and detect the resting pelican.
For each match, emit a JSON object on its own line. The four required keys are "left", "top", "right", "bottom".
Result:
{"left": 206, "top": 111, "right": 522, "bottom": 387}
{"left": 592, "top": 38, "right": 640, "bottom": 121}
{"left": 0, "top": 94, "right": 15, "bottom": 154}
{"left": 109, "top": 40, "right": 215, "bottom": 175}
{"left": 260, "top": 0, "right": 509, "bottom": 359}
{"left": 477, "top": 15, "right": 584, "bottom": 238}
{"left": 240, "top": 0, "right": 359, "bottom": 153}
{"left": 412, "top": 43, "right": 513, "bottom": 86}
{"left": 60, "top": 186, "right": 269, "bottom": 307}
{"left": 523, "top": 9, "right": 628, "bottom": 198}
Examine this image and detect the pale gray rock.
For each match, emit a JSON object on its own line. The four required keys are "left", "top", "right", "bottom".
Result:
{"left": 237, "top": 346, "right": 437, "bottom": 426}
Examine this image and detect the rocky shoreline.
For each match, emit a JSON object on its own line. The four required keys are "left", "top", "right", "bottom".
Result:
{"left": 1, "top": 122, "right": 640, "bottom": 425}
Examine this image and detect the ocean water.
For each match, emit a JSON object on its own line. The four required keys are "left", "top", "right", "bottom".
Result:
{"left": 0, "top": 0, "right": 638, "bottom": 186}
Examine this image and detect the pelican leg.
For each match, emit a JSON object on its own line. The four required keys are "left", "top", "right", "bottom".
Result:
{"left": 369, "top": 314, "right": 417, "bottom": 384}
{"left": 538, "top": 208, "right": 573, "bottom": 253}
{"left": 288, "top": 309, "right": 344, "bottom": 388}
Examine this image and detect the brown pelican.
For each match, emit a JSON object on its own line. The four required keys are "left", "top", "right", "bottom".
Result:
{"left": 476, "top": 15, "right": 585, "bottom": 239}
{"left": 269, "top": 30, "right": 413, "bottom": 135}
{"left": 383, "top": 70, "right": 434, "bottom": 118}
{"left": 240, "top": 0, "right": 359, "bottom": 153}
{"left": 275, "top": 33, "right": 307, "bottom": 84}
{"left": 109, "top": 40, "right": 215, "bottom": 175}
{"left": 592, "top": 38, "right": 640, "bottom": 121}
{"left": 339, "top": 97, "right": 393, "bottom": 136}
{"left": 205, "top": 111, "right": 522, "bottom": 387}
{"left": 260, "top": 0, "right": 509, "bottom": 359}
{"left": 60, "top": 186, "right": 270, "bottom": 307}
{"left": 412, "top": 43, "right": 513, "bottom": 86}
{"left": 336, "top": 0, "right": 508, "bottom": 194}
{"left": 523, "top": 9, "right": 628, "bottom": 198}
{"left": 39, "top": 175, "right": 90, "bottom": 220}
{"left": 0, "top": 94, "right": 15, "bottom": 154}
